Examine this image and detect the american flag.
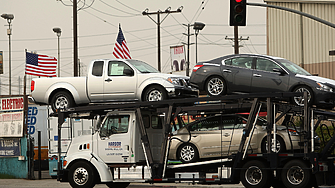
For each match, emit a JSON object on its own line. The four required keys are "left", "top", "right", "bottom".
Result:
{"left": 113, "top": 25, "right": 131, "bottom": 59}
{"left": 25, "top": 52, "right": 57, "bottom": 77}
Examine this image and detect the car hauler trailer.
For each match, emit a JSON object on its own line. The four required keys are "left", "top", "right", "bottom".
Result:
{"left": 54, "top": 92, "right": 335, "bottom": 188}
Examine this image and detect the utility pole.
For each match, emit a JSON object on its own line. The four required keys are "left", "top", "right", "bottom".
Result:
{"left": 142, "top": 6, "right": 183, "bottom": 72}
{"left": 73, "top": 0, "right": 78, "bottom": 76}
{"left": 182, "top": 24, "right": 194, "bottom": 76}
{"left": 225, "top": 34, "right": 249, "bottom": 54}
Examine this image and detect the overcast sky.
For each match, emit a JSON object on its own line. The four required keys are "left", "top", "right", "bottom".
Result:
{"left": 1, "top": 0, "right": 266, "bottom": 95}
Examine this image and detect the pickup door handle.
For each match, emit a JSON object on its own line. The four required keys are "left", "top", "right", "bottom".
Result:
{"left": 253, "top": 74, "right": 262, "bottom": 77}
{"left": 192, "top": 135, "right": 198, "bottom": 138}
{"left": 105, "top": 78, "right": 112, "bottom": 82}
{"left": 222, "top": 69, "right": 231, "bottom": 73}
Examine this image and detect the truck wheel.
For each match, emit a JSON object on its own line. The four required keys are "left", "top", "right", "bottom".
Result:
{"left": 177, "top": 143, "right": 199, "bottom": 163}
{"left": 144, "top": 86, "right": 167, "bottom": 101}
{"left": 205, "top": 76, "right": 226, "bottom": 96}
{"left": 51, "top": 91, "right": 75, "bottom": 112}
{"left": 261, "top": 136, "right": 286, "bottom": 153}
{"left": 106, "top": 182, "right": 130, "bottom": 188}
{"left": 68, "top": 161, "right": 96, "bottom": 188}
{"left": 281, "top": 160, "right": 312, "bottom": 188}
{"left": 240, "top": 160, "right": 272, "bottom": 188}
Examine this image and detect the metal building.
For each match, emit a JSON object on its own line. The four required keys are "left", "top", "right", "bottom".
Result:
{"left": 265, "top": 0, "right": 335, "bottom": 79}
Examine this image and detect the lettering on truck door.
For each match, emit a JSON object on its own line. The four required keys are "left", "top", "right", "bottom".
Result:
{"left": 97, "top": 114, "right": 132, "bottom": 163}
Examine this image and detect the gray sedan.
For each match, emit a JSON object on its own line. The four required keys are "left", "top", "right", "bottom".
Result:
{"left": 190, "top": 54, "right": 335, "bottom": 107}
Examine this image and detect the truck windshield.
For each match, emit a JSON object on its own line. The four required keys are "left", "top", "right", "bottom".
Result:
{"left": 127, "top": 60, "right": 160, "bottom": 73}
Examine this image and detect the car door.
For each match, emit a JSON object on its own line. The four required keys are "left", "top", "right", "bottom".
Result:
{"left": 103, "top": 61, "right": 137, "bottom": 100}
{"left": 97, "top": 113, "right": 132, "bottom": 163}
{"left": 220, "top": 115, "right": 241, "bottom": 155}
{"left": 189, "top": 116, "right": 222, "bottom": 158}
{"left": 87, "top": 61, "right": 105, "bottom": 101}
{"left": 227, "top": 116, "right": 261, "bottom": 153}
{"left": 221, "top": 57, "right": 254, "bottom": 93}
{"left": 251, "top": 58, "right": 289, "bottom": 93}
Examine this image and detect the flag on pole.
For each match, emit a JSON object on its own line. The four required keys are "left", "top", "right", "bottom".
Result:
{"left": 25, "top": 52, "right": 57, "bottom": 77}
{"left": 113, "top": 24, "right": 131, "bottom": 59}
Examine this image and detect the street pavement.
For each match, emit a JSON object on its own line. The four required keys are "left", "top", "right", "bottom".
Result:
{"left": 0, "top": 171, "right": 245, "bottom": 188}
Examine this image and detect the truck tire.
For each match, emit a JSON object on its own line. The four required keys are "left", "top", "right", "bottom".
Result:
{"left": 177, "top": 143, "right": 199, "bottom": 163}
{"left": 51, "top": 91, "right": 75, "bottom": 112}
{"left": 281, "top": 160, "right": 312, "bottom": 188}
{"left": 143, "top": 85, "right": 167, "bottom": 101}
{"left": 68, "top": 161, "right": 96, "bottom": 188}
{"left": 106, "top": 182, "right": 130, "bottom": 188}
{"left": 240, "top": 160, "right": 272, "bottom": 188}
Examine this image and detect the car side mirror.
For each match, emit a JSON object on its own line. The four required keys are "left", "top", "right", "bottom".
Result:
{"left": 123, "top": 69, "right": 134, "bottom": 76}
{"left": 273, "top": 68, "right": 285, "bottom": 75}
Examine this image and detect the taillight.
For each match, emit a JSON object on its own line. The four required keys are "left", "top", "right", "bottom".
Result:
{"left": 31, "top": 80, "right": 35, "bottom": 92}
{"left": 193, "top": 65, "right": 204, "bottom": 72}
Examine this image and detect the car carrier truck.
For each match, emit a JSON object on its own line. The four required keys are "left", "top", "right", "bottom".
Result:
{"left": 54, "top": 92, "right": 335, "bottom": 188}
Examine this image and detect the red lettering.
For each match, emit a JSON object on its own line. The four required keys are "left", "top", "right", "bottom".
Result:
{"left": 174, "top": 46, "right": 183, "bottom": 55}
{"left": 2, "top": 99, "right": 5, "bottom": 110}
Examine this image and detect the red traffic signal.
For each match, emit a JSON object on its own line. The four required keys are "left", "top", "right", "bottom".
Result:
{"left": 229, "top": 0, "right": 246, "bottom": 26}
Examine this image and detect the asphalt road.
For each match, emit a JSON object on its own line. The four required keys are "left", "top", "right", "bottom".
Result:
{"left": 0, "top": 171, "right": 244, "bottom": 188}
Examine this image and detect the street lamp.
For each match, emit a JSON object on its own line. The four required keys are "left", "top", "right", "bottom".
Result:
{"left": 193, "top": 22, "right": 205, "bottom": 64}
{"left": 1, "top": 13, "right": 14, "bottom": 95}
{"left": 53, "top": 27, "right": 61, "bottom": 77}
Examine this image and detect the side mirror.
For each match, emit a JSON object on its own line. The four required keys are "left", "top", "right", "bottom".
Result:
{"left": 273, "top": 68, "right": 285, "bottom": 75}
{"left": 123, "top": 69, "right": 134, "bottom": 76}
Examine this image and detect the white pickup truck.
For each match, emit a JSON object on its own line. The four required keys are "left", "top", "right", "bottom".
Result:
{"left": 30, "top": 59, "right": 198, "bottom": 112}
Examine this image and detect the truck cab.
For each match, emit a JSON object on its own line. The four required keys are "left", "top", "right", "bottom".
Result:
{"left": 62, "top": 110, "right": 164, "bottom": 187}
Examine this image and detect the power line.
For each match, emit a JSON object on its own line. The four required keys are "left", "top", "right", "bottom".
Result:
{"left": 114, "top": 0, "right": 140, "bottom": 13}
{"left": 98, "top": 0, "right": 141, "bottom": 16}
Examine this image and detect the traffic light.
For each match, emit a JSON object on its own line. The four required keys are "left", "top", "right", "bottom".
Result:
{"left": 230, "top": 0, "right": 247, "bottom": 26}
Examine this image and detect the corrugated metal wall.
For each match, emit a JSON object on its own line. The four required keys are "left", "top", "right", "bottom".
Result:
{"left": 266, "top": 1, "right": 335, "bottom": 79}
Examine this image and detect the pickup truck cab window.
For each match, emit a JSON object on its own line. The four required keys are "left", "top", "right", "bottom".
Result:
{"left": 108, "top": 61, "right": 133, "bottom": 76}
{"left": 92, "top": 61, "right": 104, "bottom": 76}
{"left": 99, "top": 115, "right": 129, "bottom": 137}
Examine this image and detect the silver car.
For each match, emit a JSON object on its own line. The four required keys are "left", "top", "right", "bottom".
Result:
{"left": 168, "top": 114, "right": 301, "bottom": 163}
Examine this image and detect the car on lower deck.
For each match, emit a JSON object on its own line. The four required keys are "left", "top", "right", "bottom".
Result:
{"left": 168, "top": 114, "right": 301, "bottom": 163}
{"left": 190, "top": 54, "right": 335, "bottom": 108}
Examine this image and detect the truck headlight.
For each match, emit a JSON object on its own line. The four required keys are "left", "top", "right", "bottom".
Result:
{"left": 316, "top": 82, "right": 333, "bottom": 92}
{"left": 168, "top": 77, "right": 181, "bottom": 86}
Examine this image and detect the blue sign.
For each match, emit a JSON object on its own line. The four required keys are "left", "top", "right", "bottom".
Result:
{"left": 0, "top": 138, "right": 20, "bottom": 156}
{"left": 27, "top": 107, "right": 38, "bottom": 134}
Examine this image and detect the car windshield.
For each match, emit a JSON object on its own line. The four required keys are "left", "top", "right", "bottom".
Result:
{"left": 277, "top": 59, "right": 311, "bottom": 76}
{"left": 127, "top": 60, "right": 160, "bottom": 73}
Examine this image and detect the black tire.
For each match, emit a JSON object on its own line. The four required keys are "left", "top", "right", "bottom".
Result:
{"left": 240, "top": 160, "right": 272, "bottom": 188}
{"left": 261, "top": 136, "right": 286, "bottom": 153}
{"left": 177, "top": 143, "right": 199, "bottom": 163}
{"left": 106, "top": 182, "right": 130, "bottom": 188}
{"left": 281, "top": 160, "right": 312, "bottom": 188}
{"left": 50, "top": 91, "right": 75, "bottom": 112}
{"left": 143, "top": 85, "right": 167, "bottom": 101}
{"left": 291, "top": 86, "right": 313, "bottom": 106}
{"left": 205, "top": 76, "right": 226, "bottom": 96}
{"left": 68, "top": 161, "right": 96, "bottom": 188}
